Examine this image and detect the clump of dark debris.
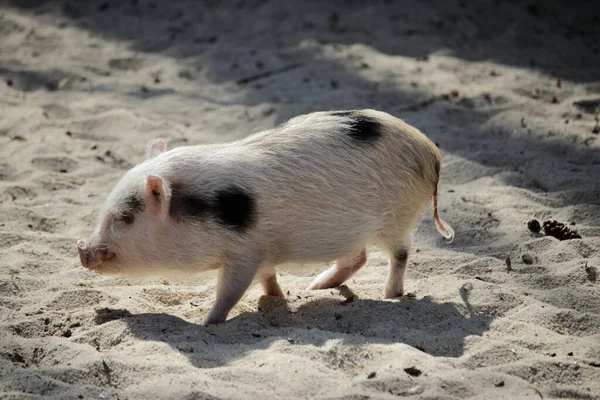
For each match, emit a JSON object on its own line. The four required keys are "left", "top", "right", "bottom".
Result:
{"left": 542, "top": 220, "right": 581, "bottom": 240}
{"left": 527, "top": 219, "right": 541, "bottom": 233}
{"left": 528, "top": 219, "right": 581, "bottom": 240}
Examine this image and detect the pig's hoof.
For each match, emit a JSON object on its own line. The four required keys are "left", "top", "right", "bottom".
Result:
{"left": 306, "top": 281, "right": 328, "bottom": 291}
{"left": 307, "top": 266, "right": 353, "bottom": 290}
{"left": 307, "top": 281, "right": 340, "bottom": 291}
{"left": 202, "top": 315, "right": 226, "bottom": 326}
{"left": 383, "top": 290, "right": 404, "bottom": 299}
{"left": 264, "top": 291, "right": 285, "bottom": 298}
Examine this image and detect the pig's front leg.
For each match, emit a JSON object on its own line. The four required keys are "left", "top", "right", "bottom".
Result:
{"left": 203, "top": 252, "right": 262, "bottom": 325}
{"left": 260, "top": 271, "right": 285, "bottom": 297}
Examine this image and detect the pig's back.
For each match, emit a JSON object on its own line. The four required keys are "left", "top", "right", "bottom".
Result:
{"left": 240, "top": 110, "right": 441, "bottom": 263}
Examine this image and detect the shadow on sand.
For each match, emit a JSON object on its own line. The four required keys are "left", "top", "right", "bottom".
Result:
{"left": 95, "top": 288, "right": 492, "bottom": 369}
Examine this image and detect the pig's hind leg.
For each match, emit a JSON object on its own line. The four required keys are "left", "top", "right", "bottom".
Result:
{"left": 307, "top": 249, "right": 367, "bottom": 290}
{"left": 383, "top": 248, "right": 409, "bottom": 298}
{"left": 375, "top": 232, "right": 411, "bottom": 298}
{"left": 203, "top": 252, "right": 262, "bottom": 325}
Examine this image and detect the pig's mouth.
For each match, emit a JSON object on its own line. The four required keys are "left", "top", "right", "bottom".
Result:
{"left": 95, "top": 252, "right": 116, "bottom": 263}
{"left": 77, "top": 239, "right": 117, "bottom": 272}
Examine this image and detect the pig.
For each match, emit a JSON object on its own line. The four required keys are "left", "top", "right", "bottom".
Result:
{"left": 77, "top": 109, "right": 454, "bottom": 325}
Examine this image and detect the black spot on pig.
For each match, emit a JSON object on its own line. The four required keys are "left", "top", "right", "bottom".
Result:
{"left": 331, "top": 111, "right": 382, "bottom": 144}
{"left": 394, "top": 249, "right": 408, "bottom": 261}
{"left": 124, "top": 194, "right": 145, "bottom": 214}
{"left": 430, "top": 157, "right": 441, "bottom": 186}
{"left": 169, "top": 184, "right": 255, "bottom": 232}
{"left": 169, "top": 186, "right": 210, "bottom": 222}
{"left": 213, "top": 186, "right": 256, "bottom": 232}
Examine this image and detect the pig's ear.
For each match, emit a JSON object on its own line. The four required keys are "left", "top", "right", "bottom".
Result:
{"left": 145, "top": 139, "right": 167, "bottom": 160}
{"left": 146, "top": 175, "right": 171, "bottom": 220}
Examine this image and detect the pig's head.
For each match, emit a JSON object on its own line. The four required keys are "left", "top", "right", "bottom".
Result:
{"left": 77, "top": 139, "right": 225, "bottom": 276}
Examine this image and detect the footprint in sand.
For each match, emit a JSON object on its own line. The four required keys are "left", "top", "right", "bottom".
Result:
{"left": 573, "top": 98, "right": 600, "bottom": 114}
{"left": 41, "top": 104, "right": 73, "bottom": 119}
{"left": 108, "top": 57, "right": 144, "bottom": 72}
{"left": 1, "top": 67, "right": 84, "bottom": 92}
{"left": 31, "top": 156, "right": 79, "bottom": 173}
{"left": 0, "top": 162, "right": 18, "bottom": 181}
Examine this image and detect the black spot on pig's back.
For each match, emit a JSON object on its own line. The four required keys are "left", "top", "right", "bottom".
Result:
{"left": 213, "top": 186, "right": 256, "bottom": 232}
{"left": 169, "top": 186, "right": 210, "bottom": 221}
{"left": 169, "top": 183, "right": 256, "bottom": 232}
{"left": 331, "top": 111, "right": 382, "bottom": 144}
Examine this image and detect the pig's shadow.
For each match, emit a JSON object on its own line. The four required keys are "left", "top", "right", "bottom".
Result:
{"left": 101, "top": 291, "right": 491, "bottom": 369}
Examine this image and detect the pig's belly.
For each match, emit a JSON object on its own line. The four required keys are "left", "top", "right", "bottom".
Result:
{"left": 265, "top": 212, "right": 380, "bottom": 265}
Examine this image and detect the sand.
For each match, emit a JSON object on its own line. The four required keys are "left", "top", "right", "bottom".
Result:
{"left": 1, "top": 0, "right": 599, "bottom": 399}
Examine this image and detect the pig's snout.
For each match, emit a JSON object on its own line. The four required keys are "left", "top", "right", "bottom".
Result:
{"left": 77, "top": 238, "right": 115, "bottom": 270}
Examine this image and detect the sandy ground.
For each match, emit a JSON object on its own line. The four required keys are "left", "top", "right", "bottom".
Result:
{"left": 1, "top": 0, "right": 600, "bottom": 399}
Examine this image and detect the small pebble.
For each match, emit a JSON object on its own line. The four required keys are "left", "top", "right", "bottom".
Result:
{"left": 404, "top": 366, "right": 422, "bottom": 377}
{"left": 461, "top": 282, "right": 474, "bottom": 292}
{"left": 522, "top": 254, "right": 534, "bottom": 265}
{"left": 367, "top": 372, "right": 376, "bottom": 379}
{"left": 585, "top": 263, "right": 597, "bottom": 283}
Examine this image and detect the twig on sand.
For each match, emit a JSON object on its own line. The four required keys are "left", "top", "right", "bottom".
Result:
{"left": 396, "top": 96, "right": 438, "bottom": 112}
{"left": 528, "top": 385, "right": 544, "bottom": 399}
{"left": 236, "top": 63, "right": 303, "bottom": 85}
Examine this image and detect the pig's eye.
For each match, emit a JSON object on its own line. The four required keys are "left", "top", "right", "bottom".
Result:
{"left": 117, "top": 213, "right": 135, "bottom": 225}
